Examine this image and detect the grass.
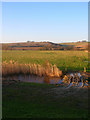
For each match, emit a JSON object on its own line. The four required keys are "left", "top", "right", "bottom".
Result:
{"left": 2, "top": 50, "right": 89, "bottom": 72}
{"left": 2, "top": 50, "right": 89, "bottom": 119}
{"left": 2, "top": 82, "right": 88, "bottom": 118}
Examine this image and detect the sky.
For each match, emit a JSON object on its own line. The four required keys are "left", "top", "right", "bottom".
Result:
{"left": 2, "top": 2, "right": 88, "bottom": 43}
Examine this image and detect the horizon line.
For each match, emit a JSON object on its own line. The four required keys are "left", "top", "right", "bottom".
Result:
{"left": 0, "top": 40, "right": 88, "bottom": 44}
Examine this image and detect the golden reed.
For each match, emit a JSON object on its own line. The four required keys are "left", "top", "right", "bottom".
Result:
{"left": 2, "top": 60, "right": 62, "bottom": 77}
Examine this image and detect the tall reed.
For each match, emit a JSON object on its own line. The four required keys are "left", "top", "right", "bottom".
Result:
{"left": 2, "top": 60, "right": 62, "bottom": 77}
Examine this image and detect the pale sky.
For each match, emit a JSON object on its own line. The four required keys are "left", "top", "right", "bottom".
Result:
{"left": 2, "top": 2, "right": 88, "bottom": 43}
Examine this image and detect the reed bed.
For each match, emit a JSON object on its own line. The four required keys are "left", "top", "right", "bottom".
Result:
{"left": 2, "top": 60, "right": 62, "bottom": 77}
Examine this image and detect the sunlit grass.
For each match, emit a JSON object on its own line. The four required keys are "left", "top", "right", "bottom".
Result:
{"left": 2, "top": 50, "right": 89, "bottom": 71}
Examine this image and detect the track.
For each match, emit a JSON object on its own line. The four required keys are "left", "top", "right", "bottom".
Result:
{"left": 56, "top": 72, "right": 88, "bottom": 88}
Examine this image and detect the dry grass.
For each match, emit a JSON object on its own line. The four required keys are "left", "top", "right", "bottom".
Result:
{"left": 2, "top": 60, "right": 62, "bottom": 77}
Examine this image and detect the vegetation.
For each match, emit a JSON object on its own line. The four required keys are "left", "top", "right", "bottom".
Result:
{"left": 2, "top": 82, "right": 88, "bottom": 118}
{"left": 2, "top": 60, "right": 62, "bottom": 77}
{"left": 2, "top": 50, "right": 89, "bottom": 72}
{"left": 1, "top": 41, "right": 89, "bottom": 50}
{"left": 2, "top": 49, "right": 89, "bottom": 119}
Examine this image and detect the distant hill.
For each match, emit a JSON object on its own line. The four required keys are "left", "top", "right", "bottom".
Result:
{"left": 1, "top": 42, "right": 63, "bottom": 50}
{"left": 1, "top": 41, "right": 89, "bottom": 51}
{"left": 60, "top": 41, "right": 89, "bottom": 51}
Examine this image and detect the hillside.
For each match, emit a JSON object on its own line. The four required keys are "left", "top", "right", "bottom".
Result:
{"left": 61, "top": 41, "right": 89, "bottom": 51}
{"left": 2, "top": 42, "right": 64, "bottom": 50}
{"left": 1, "top": 41, "right": 89, "bottom": 51}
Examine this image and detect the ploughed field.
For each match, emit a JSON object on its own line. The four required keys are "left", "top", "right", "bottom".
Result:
{"left": 2, "top": 50, "right": 89, "bottom": 72}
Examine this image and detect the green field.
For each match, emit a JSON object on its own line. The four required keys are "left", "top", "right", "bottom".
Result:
{"left": 2, "top": 82, "right": 88, "bottom": 118}
{"left": 2, "top": 50, "right": 88, "bottom": 71}
{"left": 2, "top": 50, "right": 89, "bottom": 118}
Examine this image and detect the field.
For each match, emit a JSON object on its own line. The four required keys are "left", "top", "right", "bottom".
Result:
{"left": 2, "top": 50, "right": 88, "bottom": 72}
{"left": 60, "top": 41, "right": 88, "bottom": 46}
{"left": 2, "top": 50, "right": 89, "bottom": 119}
{"left": 1, "top": 41, "right": 89, "bottom": 51}
{"left": 2, "top": 81, "right": 88, "bottom": 118}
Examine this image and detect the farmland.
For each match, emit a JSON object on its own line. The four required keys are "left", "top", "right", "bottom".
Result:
{"left": 2, "top": 50, "right": 89, "bottom": 119}
{"left": 2, "top": 81, "right": 88, "bottom": 118}
{"left": 1, "top": 41, "right": 89, "bottom": 50}
{"left": 1, "top": 1, "right": 89, "bottom": 118}
{"left": 2, "top": 50, "right": 88, "bottom": 72}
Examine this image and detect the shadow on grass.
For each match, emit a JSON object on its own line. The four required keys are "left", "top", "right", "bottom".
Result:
{"left": 2, "top": 82, "right": 88, "bottom": 118}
